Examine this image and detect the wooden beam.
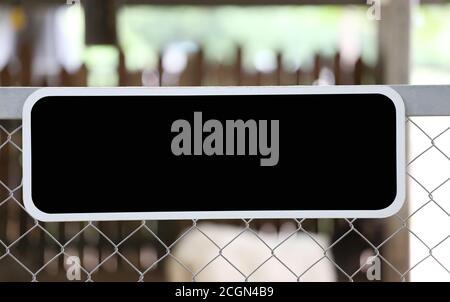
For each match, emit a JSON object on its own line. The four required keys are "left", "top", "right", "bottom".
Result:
{"left": 1, "top": 0, "right": 368, "bottom": 6}
{"left": 2, "top": 0, "right": 449, "bottom": 5}
{"left": 116, "top": 0, "right": 367, "bottom": 4}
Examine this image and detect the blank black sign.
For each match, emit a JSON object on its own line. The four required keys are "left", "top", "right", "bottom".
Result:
{"left": 23, "top": 87, "right": 405, "bottom": 221}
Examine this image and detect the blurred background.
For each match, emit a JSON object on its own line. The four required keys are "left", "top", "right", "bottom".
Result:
{"left": 1, "top": 0, "right": 450, "bottom": 88}
{"left": 0, "top": 0, "right": 450, "bottom": 282}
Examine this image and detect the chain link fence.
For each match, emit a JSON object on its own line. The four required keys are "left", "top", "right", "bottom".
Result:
{"left": 0, "top": 115, "right": 449, "bottom": 282}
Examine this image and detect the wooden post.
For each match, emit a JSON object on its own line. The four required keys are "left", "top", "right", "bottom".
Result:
{"left": 60, "top": 65, "right": 87, "bottom": 86}
{"left": 235, "top": 47, "right": 242, "bottom": 86}
{"left": 333, "top": 52, "right": 341, "bottom": 85}
{"left": 118, "top": 50, "right": 127, "bottom": 87}
{"left": 276, "top": 53, "right": 283, "bottom": 85}
{"left": 354, "top": 57, "right": 363, "bottom": 85}
{"left": 378, "top": 0, "right": 412, "bottom": 84}
{"left": 157, "top": 53, "right": 163, "bottom": 86}
{"left": 313, "top": 54, "right": 321, "bottom": 81}
{"left": 0, "top": 66, "right": 11, "bottom": 86}
{"left": 193, "top": 48, "right": 203, "bottom": 86}
{"left": 18, "top": 42, "right": 32, "bottom": 86}
{"left": 84, "top": 0, "right": 117, "bottom": 45}
{"left": 378, "top": 0, "right": 412, "bottom": 281}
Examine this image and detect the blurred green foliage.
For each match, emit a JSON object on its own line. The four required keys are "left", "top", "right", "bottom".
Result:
{"left": 116, "top": 5, "right": 376, "bottom": 71}
{"left": 413, "top": 5, "right": 450, "bottom": 69}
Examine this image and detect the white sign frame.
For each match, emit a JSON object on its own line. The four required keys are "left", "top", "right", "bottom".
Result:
{"left": 22, "top": 86, "right": 406, "bottom": 221}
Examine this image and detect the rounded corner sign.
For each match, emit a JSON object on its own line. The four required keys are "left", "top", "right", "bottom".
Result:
{"left": 22, "top": 86, "right": 405, "bottom": 222}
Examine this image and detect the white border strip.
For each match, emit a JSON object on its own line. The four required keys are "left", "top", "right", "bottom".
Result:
{"left": 22, "top": 86, "right": 406, "bottom": 221}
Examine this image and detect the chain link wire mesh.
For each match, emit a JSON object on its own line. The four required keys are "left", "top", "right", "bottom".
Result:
{"left": 0, "top": 116, "right": 449, "bottom": 282}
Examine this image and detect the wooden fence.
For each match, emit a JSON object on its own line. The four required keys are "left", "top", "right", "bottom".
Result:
{"left": 0, "top": 43, "right": 378, "bottom": 87}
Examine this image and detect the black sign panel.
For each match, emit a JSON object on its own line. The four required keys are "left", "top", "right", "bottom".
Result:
{"left": 23, "top": 87, "right": 405, "bottom": 221}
